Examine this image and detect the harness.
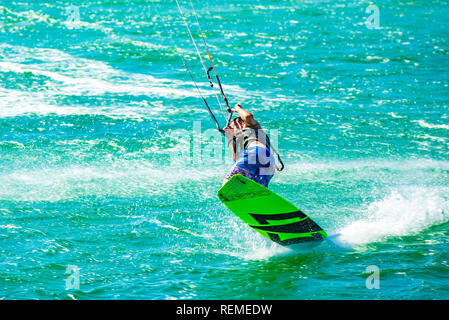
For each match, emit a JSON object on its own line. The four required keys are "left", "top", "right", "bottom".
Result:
{"left": 232, "top": 127, "right": 285, "bottom": 172}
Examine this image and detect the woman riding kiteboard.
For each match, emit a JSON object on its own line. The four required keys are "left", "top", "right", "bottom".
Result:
{"left": 222, "top": 103, "right": 277, "bottom": 188}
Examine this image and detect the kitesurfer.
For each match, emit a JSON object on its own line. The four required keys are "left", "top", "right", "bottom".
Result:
{"left": 222, "top": 103, "right": 276, "bottom": 187}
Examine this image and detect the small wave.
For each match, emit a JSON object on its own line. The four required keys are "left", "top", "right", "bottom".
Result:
{"left": 414, "top": 120, "right": 449, "bottom": 130}
{"left": 0, "top": 224, "right": 21, "bottom": 230}
{"left": 388, "top": 112, "right": 406, "bottom": 119}
{"left": 0, "top": 141, "right": 25, "bottom": 150}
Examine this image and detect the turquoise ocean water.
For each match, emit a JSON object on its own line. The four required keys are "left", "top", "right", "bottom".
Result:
{"left": 1, "top": 0, "right": 448, "bottom": 299}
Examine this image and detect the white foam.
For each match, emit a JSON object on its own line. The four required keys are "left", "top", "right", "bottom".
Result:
{"left": 0, "top": 60, "right": 196, "bottom": 98}
{"left": 0, "top": 43, "right": 251, "bottom": 119}
{"left": 335, "top": 187, "right": 449, "bottom": 247}
{"left": 278, "top": 158, "right": 449, "bottom": 184}
{"left": 0, "top": 160, "right": 228, "bottom": 202}
{"left": 214, "top": 216, "right": 291, "bottom": 260}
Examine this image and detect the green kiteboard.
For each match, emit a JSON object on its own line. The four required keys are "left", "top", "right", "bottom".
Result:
{"left": 217, "top": 174, "right": 327, "bottom": 246}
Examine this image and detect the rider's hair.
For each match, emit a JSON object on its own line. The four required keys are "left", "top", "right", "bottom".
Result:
{"left": 231, "top": 117, "right": 243, "bottom": 128}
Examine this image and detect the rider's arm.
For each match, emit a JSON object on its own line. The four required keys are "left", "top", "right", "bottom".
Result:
{"left": 234, "top": 103, "right": 259, "bottom": 127}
